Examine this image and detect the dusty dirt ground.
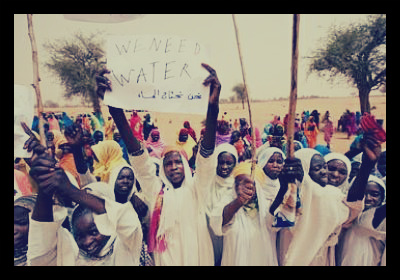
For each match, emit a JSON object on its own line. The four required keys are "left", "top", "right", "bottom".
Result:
{"left": 49, "top": 95, "right": 386, "bottom": 155}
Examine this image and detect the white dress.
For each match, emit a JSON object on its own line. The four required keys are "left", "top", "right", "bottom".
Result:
{"left": 283, "top": 149, "right": 363, "bottom": 266}
{"left": 209, "top": 169, "right": 283, "bottom": 266}
{"left": 340, "top": 206, "right": 386, "bottom": 266}
{"left": 210, "top": 147, "right": 295, "bottom": 266}
{"left": 129, "top": 146, "right": 215, "bottom": 266}
{"left": 27, "top": 184, "right": 143, "bottom": 266}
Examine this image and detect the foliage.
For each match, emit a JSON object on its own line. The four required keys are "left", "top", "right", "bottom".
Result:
{"left": 309, "top": 14, "right": 386, "bottom": 113}
{"left": 232, "top": 83, "right": 246, "bottom": 108}
{"left": 44, "top": 32, "right": 107, "bottom": 112}
{"left": 43, "top": 100, "right": 59, "bottom": 108}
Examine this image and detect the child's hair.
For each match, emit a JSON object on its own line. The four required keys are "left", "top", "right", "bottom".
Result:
{"left": 71, "top": 204, "right": 93, "bottom": 235}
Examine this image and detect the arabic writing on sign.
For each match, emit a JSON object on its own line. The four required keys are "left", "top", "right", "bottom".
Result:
{"left": 137, "top": 89, "right": 202, "bottom": 101}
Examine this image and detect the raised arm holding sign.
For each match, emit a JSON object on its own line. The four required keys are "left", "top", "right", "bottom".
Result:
{"left": 96, "top": 62, "right": 220, "bottom": 154}
{"left": 96, "top": 61, "right": 220, "bottom": 265}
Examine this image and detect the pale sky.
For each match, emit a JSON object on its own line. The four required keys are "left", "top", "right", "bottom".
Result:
{"left": 14, "top": 14, "right": 379, "bottom": 106}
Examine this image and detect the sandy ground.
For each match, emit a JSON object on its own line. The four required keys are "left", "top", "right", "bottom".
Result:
{"left": 50, "top": 95, "right": 386, "bottom": 155}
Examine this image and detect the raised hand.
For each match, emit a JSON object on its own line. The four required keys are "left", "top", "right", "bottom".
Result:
{"left": 28, "top": 152, "right": 60, "bottom": 196}
{"left": 64, "top": 124, "right": 94, "bottom": 147}
{"left": 21, "top": 121, "right": 47, "bottom": 161}
{"left": 281, "top": 157, "right": 304, "bottom": 183}
{"left": 201, "top": 63, "right": 221, "bottom": 106}
{"left": 95, "top": 68, "right": 112, "bottom": 100}
{"left": 362, "top": 132, "right": 382, "bottom": 162}
{"left": 235, "top": 174, "right": 256, "bottom": 206}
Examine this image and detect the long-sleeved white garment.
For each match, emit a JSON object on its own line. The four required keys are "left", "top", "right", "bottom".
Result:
{"left": 27, "top": 182, "right": 143, "bottom": 266}
{"left": 129, "top": 146, "right": 215, "bottom": 266}
{"left": 205, "top": 143, "right": 238, "bottom": 265}
{"left": 340, "top": 206, "right": 386, "bottom": 266}
{"left": 283, "top": 149, "right": 363, "bottom": 266}
{"left": 216, "top": 173, "right": 280, "bottom": 266}
{"left": 209, "top": 148, "right": 289, "bottom": 266}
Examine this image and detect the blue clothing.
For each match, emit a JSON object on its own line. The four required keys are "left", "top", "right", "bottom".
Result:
{"left": 117, "top": 139, "right": 130, "bottom": 165}
{"left": 314, "top": 144, "right": 331, "bottom": 156}
{"left": 62, "top": 112, "right": 74, "bottom": 128}
{"left": 31, "top": 116, "right": 39, "bottom": 134}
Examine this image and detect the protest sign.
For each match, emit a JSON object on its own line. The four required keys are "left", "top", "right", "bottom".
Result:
{"left": 104, "top": 35, "right": 210, "bottom": 114}
{"left": 14, "top": 84, "right": 35, "bottom": 158}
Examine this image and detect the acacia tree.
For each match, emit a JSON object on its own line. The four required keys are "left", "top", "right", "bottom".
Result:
{"left": 44, "top": 32, "right": 106, "bottom": 113}
{"left": 309, "top": 14, "right": 386, "bottom": 114}
{"left": 232, "top": 83, "right": 246, "bottom": 109}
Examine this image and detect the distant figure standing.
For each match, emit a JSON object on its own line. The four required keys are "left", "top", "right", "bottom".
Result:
{"left": 304, "top": 116, "right": 319, "bottom": 148}
{"left": 184, "top": 121, "right": 197, "bottom": 142}
{"left": 322, "top": 111, "right": 334, "bottom": 149}
{"left": 130, "top": 111, "right": 143, "bottom": 141}
{"left": 143, "top": 113, "right": 156, "bottom": 141}
{"left": 344, "top": 111, "right": 357, "bottom": 139}
{"left": 311, "top": 110, "right": 320, "bottom": 130}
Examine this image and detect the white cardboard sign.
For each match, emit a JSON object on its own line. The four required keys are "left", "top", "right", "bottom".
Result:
{"left": 104, "top": 35, "right": 210, "bottom": 114}
{"left": 14, "top": 84, "right": 35, "bottom": 158}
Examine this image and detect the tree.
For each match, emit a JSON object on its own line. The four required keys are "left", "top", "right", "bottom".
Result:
{"left": 44, "top": 100, "right": 59, "bottom": 108}
{"left": 232, "top": 83, "right": 246, "bottom": 109}
{"left": 44, "top": 32, "right": 107, "bottom": 113}
{"left": 309, "top": 14, "right": 386, "bottom": 114}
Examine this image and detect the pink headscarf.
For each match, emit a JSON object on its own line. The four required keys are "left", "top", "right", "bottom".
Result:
{"left": 145, "top": 129, "right": 166, "bottom": 159}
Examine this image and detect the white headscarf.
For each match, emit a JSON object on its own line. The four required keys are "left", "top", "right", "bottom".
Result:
{"left": 157, "top": 148, "right": 194, "bottom": 234}
{"left": 208, "top": 143, "right": 238, "bottom": 211}
{"left": 324, "top": 152, "right": 352, "bottom": 193}
{"left": 73, "top": 182, "right": 119, "bottom": 261}
{"left": 257, "top": 147, "right": 286, "bottom": 200}
{"left": 206, "top": 144, "right": 238, "bottom": 236}
{"left": 155, "top": 147, "right": 205, "bottom": 264}
{"left": 108, "top": 164, "right": 138, "bottom": 202}
{"left": 284, "top": 149, "right": 349, "bottom": 266}
{"left": 367, "top": 175, "right": 386, "bottom": 204}
{"left": 73, "top": 181, "right": 142, "bottom": 266}
{"left": 215, "top": 143, "right": 239, "bottom": 167}
{"left": 257, "top": 147, "right": 286, "bottom": 171}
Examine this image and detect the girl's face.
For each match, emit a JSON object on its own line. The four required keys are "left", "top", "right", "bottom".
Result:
{"left": 14, "top": 206, "right": 30, "bottom": 249}
{"left": 309, "top": 154, "right": 328, "bottom": 187}
{"left": 327, "top": 159, "right": 348, "bottom": 187}
{"left": 73, "top": 211, "right": 110, "bottom": 257}
{"left": 163, "top": 151, "right": 185, "bottom": 188}
{"left": 114, "top": 167, "right": 135, "bottom": 197}
{"left": 263, "top": 152, "right": 284, "bottom": 180}
{"left": 364, "top": 182, "right": 384, "bottom": 210}
{"left": 217, "top": 152, "right": 236, "bottom": 178}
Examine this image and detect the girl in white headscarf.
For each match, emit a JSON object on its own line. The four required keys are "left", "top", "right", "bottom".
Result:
{"left": 27, "top": 178, "right": 143, "bottom": 266}
{"left": 283, "top": 148, "right": 366, "bottom": 266}
{"left": 129, "top": 145, "right": 215, "bottom": 266}
{"left": 324, "top": 152, "right": 352, "bottom": 194}
{"left": 103, "top": 163, "right": 153, "bottom": 266}
{"left": 215, "top": 161, "right": 279, "bottom": 266}
{"left": 75, "top": 182, "right": 143, "bottom": 266}
{"left": 206, "top": 143, "right": 238, "bottom": 265}
{"left": 339, "top": 175, "right": 386, "bottom": 266}
{"left": 213, "top": 147, "right": 294, "bottom": 266}
{"left": 340, "top": 205, "right": 386, "bottom": 266}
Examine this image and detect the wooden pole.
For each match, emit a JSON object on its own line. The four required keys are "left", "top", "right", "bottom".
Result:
{"left": 282, "top": 14, "right": 301, "bottom": 213}
{"left": 232, "top": 14, "right": 257, "bottom": 179}
{"left": 287, "top": 14, "right": 300, "bottom": 160}
{"left": 27, "top": 14, "right": 46, "bottom": 146}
